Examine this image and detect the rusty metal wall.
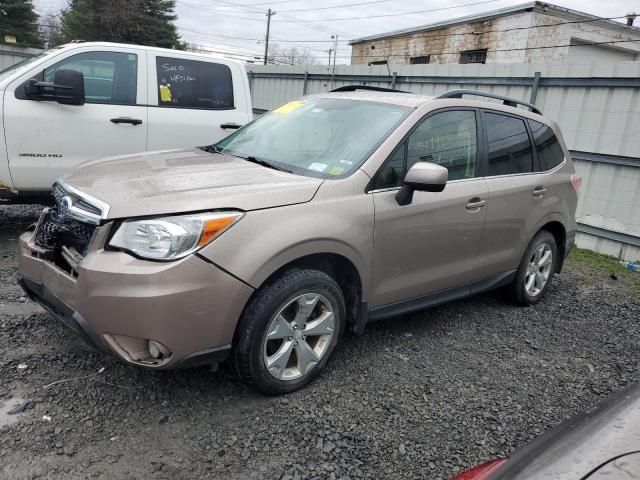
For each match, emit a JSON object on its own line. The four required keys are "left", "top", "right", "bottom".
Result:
{"left": 246, "top": 62, "right": 640, "bottom": 260}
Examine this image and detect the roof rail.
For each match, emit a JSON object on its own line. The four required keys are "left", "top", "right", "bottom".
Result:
{"left": 435, "top": 89, "right": 542, "bottom": 115}
{"left": 331, "top": 85, "right": 412, "bottom": 94}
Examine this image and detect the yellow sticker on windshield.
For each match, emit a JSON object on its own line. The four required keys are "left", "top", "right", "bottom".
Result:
{"left": 273, "top": 100, "right": 304, "bottom": 115}
{"left": 328, "top": 167, "right": 344, "bottom": 176}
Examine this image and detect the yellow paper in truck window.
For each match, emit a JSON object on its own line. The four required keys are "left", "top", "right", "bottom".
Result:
{"left": 328, "top": 167, "right": 344, "bottom": 175}
{"left": 273, "top": 100, "right": 304, "bottom": 115}
{"left": 159, "top": 84, "right": 172, "bottom": 102}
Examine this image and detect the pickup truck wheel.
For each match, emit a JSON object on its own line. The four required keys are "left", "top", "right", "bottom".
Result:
{"left": 508, "top": 230, "right": 557, "bottom": 306}
{"left": 233, "top": 269, "right": 345, "bottom": 395}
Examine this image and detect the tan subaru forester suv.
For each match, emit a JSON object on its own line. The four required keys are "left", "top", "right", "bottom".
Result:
{"left": 18, "top": 88, "right": 578, "bottom": 394}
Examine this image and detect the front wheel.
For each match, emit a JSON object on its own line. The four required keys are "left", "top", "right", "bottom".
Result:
{"left": 508, "top": 230, "right": 557, "bottom": 305}
{"left": 233, "top": 269, "right": 345, "bottom": 395}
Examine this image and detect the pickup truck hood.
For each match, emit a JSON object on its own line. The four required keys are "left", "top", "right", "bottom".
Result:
{"left": 62, "top": 148, "right": 323, "bottom": 219}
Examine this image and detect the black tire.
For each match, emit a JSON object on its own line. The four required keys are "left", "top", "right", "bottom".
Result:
{"left": 233, "top": 269, "right": 346, "bottom": 395}
{"left": 508, "top": 230, "right": 558, "bottom": 306}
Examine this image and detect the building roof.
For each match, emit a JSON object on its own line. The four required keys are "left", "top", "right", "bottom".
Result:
{"left": 349, "top": 1, "right": 640, "bottom": 45}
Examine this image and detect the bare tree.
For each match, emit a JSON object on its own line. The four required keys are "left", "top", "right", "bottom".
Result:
{"left": 269, "top": 43, "right": 318, "bottom": 65}
{"left": 39, "top": 12, "right": 64, "bottom": 48}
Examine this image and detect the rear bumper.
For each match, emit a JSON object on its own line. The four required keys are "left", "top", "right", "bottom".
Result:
{"left": 18, "top": 228, "right": 253, "bottom": 369}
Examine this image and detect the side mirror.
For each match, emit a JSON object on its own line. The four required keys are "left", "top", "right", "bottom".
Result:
{"left": 23, "top": 69, "right": 85, "bottom": 106}
{"left": 53, "top": 69, "right": 85, "bottom": 105}
{"left": 396, "top": 162, "right": 448, "bottom": 206}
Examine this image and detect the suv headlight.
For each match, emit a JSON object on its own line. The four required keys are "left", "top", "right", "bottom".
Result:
{"left": 109, "top": 211, "right": 243, "bottom": 260}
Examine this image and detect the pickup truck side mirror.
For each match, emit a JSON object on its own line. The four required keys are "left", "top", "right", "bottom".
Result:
{"left": 396, "top": 162, "right": 448, "bottom": 206}
{"left": 23, "top": 69, "right": 85, "bottom": 106}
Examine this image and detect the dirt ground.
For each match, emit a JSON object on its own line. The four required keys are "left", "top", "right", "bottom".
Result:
{"left": 1, "top": 204, "right": 639, "bottom": 480}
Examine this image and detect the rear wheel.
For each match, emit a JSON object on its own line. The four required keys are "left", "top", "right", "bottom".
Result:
{"left": 508, "top": 230, "right": 557, "bottom": 305}
{"left": 233, "top": 269, "right": 345, "bottom": 395}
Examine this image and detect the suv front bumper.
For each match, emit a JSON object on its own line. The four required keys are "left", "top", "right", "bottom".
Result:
{"left": 18, "top": 227, "right": 254, "bottom": 369}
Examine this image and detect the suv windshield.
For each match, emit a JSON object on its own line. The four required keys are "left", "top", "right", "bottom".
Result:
{"left": 213, "top": 97, "right": 412, "bottom": 178}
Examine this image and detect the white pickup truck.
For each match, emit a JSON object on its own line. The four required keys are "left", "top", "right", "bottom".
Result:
{"left": 0, "top": 42, "right": 253, "bottom": 202}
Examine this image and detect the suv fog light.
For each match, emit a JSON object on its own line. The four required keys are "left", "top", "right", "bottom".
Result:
{"left": 148, "top": 340, "right": 171, "bottom": 359}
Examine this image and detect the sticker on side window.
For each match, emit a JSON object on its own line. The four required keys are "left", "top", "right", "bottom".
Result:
{"left": 273, "top": 100, "right": 304, "bottom": 115}
{"left": 308, "top": 163, "right": 327, "bottom": 172}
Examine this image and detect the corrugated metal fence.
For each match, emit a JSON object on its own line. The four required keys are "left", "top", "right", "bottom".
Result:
{"left": 0, "top": 45, "right": 40, "bottom": 71}
{"left": 246, "top": 62, "right": 640, "bottom": 261}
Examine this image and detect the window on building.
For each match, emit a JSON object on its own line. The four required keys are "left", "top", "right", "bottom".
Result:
{"left": 459, "top": 48, "right": 488, "bottom": 64}
{"left": 44, "top": 51, "right": 138, "bottom": 105}
{"left": 369, "top": 60, "right": 388, "bottom": 65}
{"left": 485, "top": 112, "right": 533, "bottom": 176}
{"left": 410, "top": 56, "right": 430, "bottom": 64}
{"left": 156, "top": 57, "right": 234, "bottom": 109}
{"left": 528, "top": 119, "right": 565, "bottom": 171}
{"left": 373, "top": 110, "right": 477, "bottom": 189}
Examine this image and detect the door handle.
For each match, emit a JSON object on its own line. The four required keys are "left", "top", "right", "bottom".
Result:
{"left": 110, "top": 117, "right": 143, "bottom": 125}
{"left": 220, "top": 122, "right": 242, "bottom": 130}
{"left": 466, "top": 198, "right": 486, "bottom": 210}
{"left": 532, "top": 186, "right": 547, "bottom": 197}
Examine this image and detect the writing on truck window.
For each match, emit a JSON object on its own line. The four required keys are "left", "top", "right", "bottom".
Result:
{"left": 156, "top": 57, "right": 234, "bottom": 110}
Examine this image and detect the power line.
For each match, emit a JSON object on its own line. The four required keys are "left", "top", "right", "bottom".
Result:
{"left": 278, "top": 0, "right": 390, "bottom": 13}
{"left": 273, "top": 0, "right": 506, "bottom": 22}
{"left": 175, "top": 15, "right": 630, "bottom": 45}
{"left": 350, "top": 15, "right": 631, "bottom": 44}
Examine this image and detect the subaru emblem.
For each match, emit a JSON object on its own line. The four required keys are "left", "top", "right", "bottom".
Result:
{"left": 58, "top": 196, "right": 73, "bottom": 217}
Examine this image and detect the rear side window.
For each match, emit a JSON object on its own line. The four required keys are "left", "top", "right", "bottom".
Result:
{"left": 528, "top": 119, "right": 565, "bottom": 171}
{"left": 485, "top": 112, "right": 533, "bottom": 176}
{"left": 44, "top": 51, "right": 137, "bottom": 105}
{"left": 374, "top": 110, "right": 477, "bottom": 189}
{"left": 156, "top": 57, "right": 234, "bottom": 109}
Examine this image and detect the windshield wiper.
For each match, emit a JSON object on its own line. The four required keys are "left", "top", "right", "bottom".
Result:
{"left": 237, "top": 155, "right": 292, "bottom": 173}
{"left": 198, "top": 144, "right": 222, "bottom": 154}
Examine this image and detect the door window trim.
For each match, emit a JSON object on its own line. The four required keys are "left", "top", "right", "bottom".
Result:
{"left": 366, "top": 106, "right": 484, "bottom": 193}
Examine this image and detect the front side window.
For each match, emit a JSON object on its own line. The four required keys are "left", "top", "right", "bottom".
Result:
{"left": 374, "top": 110, "right": 478, "bottom": 189}
{"left": 156, "top": 57, "right": 234, "bottom": 109}
{"left": 485, "top": 112, "right": 533, "bottom": 176}
{"left": 44, "top": 51, "right": 137, "bottom": 105}
{"left": 214, "top": 98, "right": 411, "bottom": 179}
{"left": 528, "top": 119, "right": 565, "bottom": 171}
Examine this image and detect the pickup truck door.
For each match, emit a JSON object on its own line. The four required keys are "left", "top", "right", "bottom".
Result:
{"left": 4, "top": 45, "right": 147, "bottom": 190}
{"left": 146, "top": 52, "right": 252, "bottom": 150}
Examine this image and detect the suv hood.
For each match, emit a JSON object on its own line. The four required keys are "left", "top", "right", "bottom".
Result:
{"left": 63, "top": 148, "right": 323, "bottom": 219}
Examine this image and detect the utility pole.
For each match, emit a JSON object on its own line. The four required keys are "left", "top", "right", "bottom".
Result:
{"left": 327, "top": 48, "right": 333, "bottom": 66}
{"left": 331, "top": 35, "right": 338, "bottom": 88}
{"left": 264, "top": 8, "right": 276, "bottom": 65}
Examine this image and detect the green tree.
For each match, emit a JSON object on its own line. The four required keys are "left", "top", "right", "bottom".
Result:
{"left": 0, "top": 0, "right": 44, "bottom": 48}
{"left": 61, "top": 0, "right": 183, "bottom": 49}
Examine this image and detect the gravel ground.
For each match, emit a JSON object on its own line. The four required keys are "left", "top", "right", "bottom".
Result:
{"left": 1, "top": 203, "right": 639, "bottom": 480}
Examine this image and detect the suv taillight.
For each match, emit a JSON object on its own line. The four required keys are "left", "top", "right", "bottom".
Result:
{"left": 451, "top": 459, "right": 507, "bottom": 480}
{"left": 571, "top": 174, "right": 582, "bottom": 192}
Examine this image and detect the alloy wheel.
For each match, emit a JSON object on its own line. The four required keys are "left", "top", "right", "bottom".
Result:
{"left": 525, "top": 243, "right": 553, "bottom": 297}
{"left": 263, "top": 293, "right": 335, "bottom": 381}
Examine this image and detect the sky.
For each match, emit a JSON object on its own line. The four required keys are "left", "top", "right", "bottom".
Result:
{"left": 32, "top": 0, "right": 640, "bottom": 64}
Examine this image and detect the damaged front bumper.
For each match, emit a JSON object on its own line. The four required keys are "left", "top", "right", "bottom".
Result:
{"left": 18, "top": 219, "right": 254, "bottom": 369}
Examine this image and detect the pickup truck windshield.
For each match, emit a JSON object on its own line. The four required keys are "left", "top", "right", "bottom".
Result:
{"left": 213, "top": 98, "right": 412, "bottom": 178}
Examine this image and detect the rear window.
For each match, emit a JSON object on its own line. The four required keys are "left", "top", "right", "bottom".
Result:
{"left": 485, "top": 112, "right": 533, "bottom": 176}
{"left": 156, "top": 57, "right": 234, "bottom": 109}
{"left": 528, "top": 119, "right": 565, "bottom": 171}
